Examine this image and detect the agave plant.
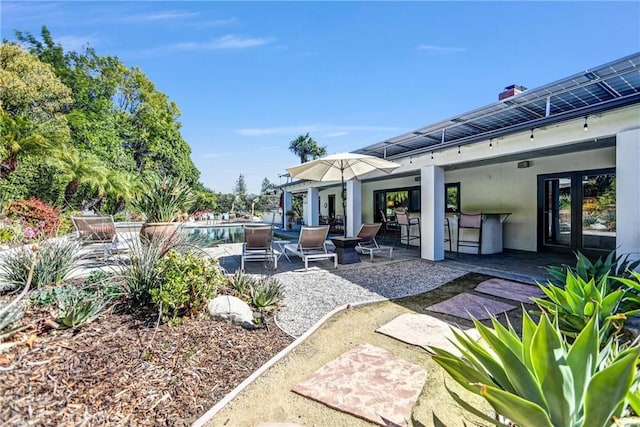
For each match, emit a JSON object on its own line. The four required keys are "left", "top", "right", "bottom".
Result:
{"left": 250, "top": 278, "right": 283, "bottom": 312}
{"left": 546, "top": 250, "right": 640, "bottom": 290}
{"left": 430, "top": 313, "right": 640, "bottom": 427}
{"left": 533, "top": 271, "right": 640, "bottom": 339}
{"left": 57, "top": 289, "right": 113, "bottom": 329}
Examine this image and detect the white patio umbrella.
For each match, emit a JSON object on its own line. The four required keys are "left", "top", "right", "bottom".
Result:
{"left": 286, "top": 152, "right": 401, "bottom": 237}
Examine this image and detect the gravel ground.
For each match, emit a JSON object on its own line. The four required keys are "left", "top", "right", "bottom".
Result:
{"left": 273, "top": 259, "right": 466, "bottom": 337}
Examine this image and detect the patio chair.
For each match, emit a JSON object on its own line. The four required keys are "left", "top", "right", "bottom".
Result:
{"left": 284, "top": 225, "right": 337, "bottom": 270}
{"left": 457, "top": 212, "right": 483, "bottom": 256}
{"left": 71, "top": 215, "right": 129, "bottom": 258}
{"left": 241, "top": 225, "right": 277, "bottom": 271}
{"left": 355, "top": 223, "right": 393, "bottom": 262}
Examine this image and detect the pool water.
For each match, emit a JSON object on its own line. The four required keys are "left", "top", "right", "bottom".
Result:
{"left": 180, "top": 225, "right": 246, "bottom": 246}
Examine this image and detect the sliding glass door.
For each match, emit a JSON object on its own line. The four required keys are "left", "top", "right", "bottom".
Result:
{"left": 538, "top": 168, "right": 615, "bottom": 255}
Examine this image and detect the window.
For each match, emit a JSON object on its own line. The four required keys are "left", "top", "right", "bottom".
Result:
{"left": 445, "top": 183, "right": 460, "bottom": 213}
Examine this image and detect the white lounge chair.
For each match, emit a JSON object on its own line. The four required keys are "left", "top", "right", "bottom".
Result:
{"left": 71, "top": 215, "right": 129, "bottom": 258}
{"left": 355, "top": 223, "right": 393, "bottom": 262}
{"left": 241, "top": 225, "right": 277, "bottom": 271}
{"left": 284, "top": 225, "right": 337, "bottom": 270}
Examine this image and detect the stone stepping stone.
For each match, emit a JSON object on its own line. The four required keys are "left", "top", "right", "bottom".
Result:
{"left": 426, "top": 293, "right": 516, "bottom": 320}
{"left": 292, "top": 343, "right": 426, "bottom": 427}
{"left": 376, "top": 313, "right": 480, "bottom": 357}
{"left": 475, "top": 278, "right": 545, "bottom": 304}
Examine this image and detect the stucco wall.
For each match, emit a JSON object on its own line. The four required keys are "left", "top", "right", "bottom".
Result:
{"left": 443, "top": 147, "right": 615, "bottom": 251}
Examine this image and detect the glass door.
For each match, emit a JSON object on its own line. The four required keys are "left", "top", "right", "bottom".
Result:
{"left": 538, "top": 168, "right": 615, "bottom": 255}
{"left": 581, "top": 173, "right": 616, "bottom": 251}
{"left": 542, "top": 176, "right": 572, "bottom": 249}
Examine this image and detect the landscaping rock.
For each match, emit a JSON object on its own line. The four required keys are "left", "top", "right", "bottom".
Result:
{"left": 208, "top": 295, "right": 256, "bottom": 329}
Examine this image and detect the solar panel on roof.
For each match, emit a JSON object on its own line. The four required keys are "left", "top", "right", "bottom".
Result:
{"left": 355, "top": 53, "right": 640, "bottom": 159}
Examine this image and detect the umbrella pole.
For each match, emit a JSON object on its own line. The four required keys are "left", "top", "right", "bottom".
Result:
{"left": 341, "top": 172, "right": 347, "bottom": 237}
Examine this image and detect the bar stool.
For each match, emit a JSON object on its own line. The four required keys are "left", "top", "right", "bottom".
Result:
{"left": 444, "top": 217, "right": 452, "bottom": 251}
{"left": 396, "top": 212, "right": 420, "bottom": 249}
{"left": 457, "top": 212, "right": 483, "bottom": 256}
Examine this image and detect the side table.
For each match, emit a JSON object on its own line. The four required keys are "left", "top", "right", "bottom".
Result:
{"left": 330, "top": 237, "right": 362, "bottom": 265}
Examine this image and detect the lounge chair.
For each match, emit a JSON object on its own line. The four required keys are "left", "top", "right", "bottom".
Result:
{"left": 71, "top": 215, "right": 129, "bottom": 257}
{"left": 241, "top": 225, "right": 277, "bottom": 271}
{"left": 355, "top": 223, "right": 393, "bottom": 262}
{"left": 284, "top": 225, "right": 338, "bottom": 270}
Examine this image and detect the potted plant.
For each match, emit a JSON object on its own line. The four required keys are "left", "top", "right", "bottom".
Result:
{"left": 131, "top": 176, "right": 195, "bottom": 242}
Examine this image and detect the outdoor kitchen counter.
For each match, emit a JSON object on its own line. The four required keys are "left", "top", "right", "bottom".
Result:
{"left": 447, "top": 213, "right": 511, "bottom": 254}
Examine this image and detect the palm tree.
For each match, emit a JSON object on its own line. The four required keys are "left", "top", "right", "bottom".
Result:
{"left": 288, "top": 133, "right": 327, "bottom": 163}
{"left": 0, "top": 110, "right": 68, "bottom": 179}
{"left": 49, "top": 146, "right": 109, "bottom": 208}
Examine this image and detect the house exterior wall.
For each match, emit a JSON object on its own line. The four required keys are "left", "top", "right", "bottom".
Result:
{"left": 444, "top": 147, "right": 616, "bottom": 251}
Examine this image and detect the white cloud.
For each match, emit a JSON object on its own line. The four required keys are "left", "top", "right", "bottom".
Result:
{"left": 166, "top": 35, "right": 275, "bottom": 52}
{"left": 123, "top": 11, "right": 198, "bottom": 22}
{"left": 417, "top": 44, "right": 466, "bottom": 54}
{"left": 324, "top": 131, "right": 349, "bottom": 138}
{"left": 195, "top": 17, "right": 238, "bottom": 28}
{"left": 236, "top": 124, "right": 404, "bottom": 137}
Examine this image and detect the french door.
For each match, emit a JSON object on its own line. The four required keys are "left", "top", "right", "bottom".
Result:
{"left": 538, "top": 168, "right": 616, "bottom": 256}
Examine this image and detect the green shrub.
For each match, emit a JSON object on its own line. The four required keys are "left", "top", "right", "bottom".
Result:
{"left": 546, "top": 250, "right": 640, "bottom": 291}
{"left": 228, "top": 271, "right": 256, "bottom": 298}
{"left": 533, "top": 271, "right": 640, "bottom": 339}
{"left": 250, "top": 277, "right": 283, "bottom": 312}
{"left": 0, "top": 239, "right": 82, "bottom": 292}
{"left": 1, "top": 256, "right": 35, "bottom": 345}
{"left": 56, "top": 288, "right": 113, "bottom": 329}
{"left": 150, "top": 250, "right": 223, "bottom": 322}
{"left": 430, "top": 313, "right": 640, "bottom": 427}
{"left": 120, "top": 237, "right": 165, "bottom": 305}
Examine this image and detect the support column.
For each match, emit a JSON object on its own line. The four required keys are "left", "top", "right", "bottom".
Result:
{"left": 282, "top": 191, "right": 292, "bottom": 230}
{"left": 306, "top": 187, "right": 319, "bottom": 226}
{"left": 420, "top": 165, "right": 445, "bottom": 261}
{"left": 616, "top": 128, "right": 640, "bottom": 260}
{"left": 346, "top": 180, "right": 362, "bottom": 237}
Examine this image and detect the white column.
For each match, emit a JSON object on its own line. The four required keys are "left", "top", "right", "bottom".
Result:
{"left": 282, "top": 191, "right": 292, "bottom": 229}
{"left": 346, "top": 180, "right": 362, "bottom": 237}
{"left": 616, "top": 128, "right": 640, "bottom": 260}
{"left": 306, "top": 187, "right": 319, "bottom": 226}
{"left": 421, "top": 165, "right": 445, "bottom": 261}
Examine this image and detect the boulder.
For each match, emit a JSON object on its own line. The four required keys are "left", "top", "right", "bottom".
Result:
{"left": 208, "top": 295, "right": 256, "bottom": 329}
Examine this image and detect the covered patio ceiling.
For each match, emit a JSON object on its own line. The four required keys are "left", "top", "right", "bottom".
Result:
{"left": 355, "top": 53, "right": 640, "bottom": 160}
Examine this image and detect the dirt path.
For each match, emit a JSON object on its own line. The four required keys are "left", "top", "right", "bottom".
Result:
{"left": 202, "top": 274, "right": 508, "bottom": 427}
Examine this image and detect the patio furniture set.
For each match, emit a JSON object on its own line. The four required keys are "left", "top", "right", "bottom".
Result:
{"left": 242, "top": 223, "right": 394, "bottom": 271}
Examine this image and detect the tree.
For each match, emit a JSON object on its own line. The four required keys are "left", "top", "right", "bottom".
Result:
{"left": 255, "top": 177, "right": 279, "bottom": 213}
{"left": 0, "top": 42, "right": 72, "bottom": 178}
{"left": 232, "top": 174, "right": 248, "bottom": 212}
{"left": 288, "top": 133, "right": 327, "bottom": 163}
{"left": 49, "top": 146, "right": 109, "bottom": 207}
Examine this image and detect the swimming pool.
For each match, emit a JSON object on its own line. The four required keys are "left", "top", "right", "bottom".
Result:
{"left": 181, "top": 225, "right": 246, "bottom": 246}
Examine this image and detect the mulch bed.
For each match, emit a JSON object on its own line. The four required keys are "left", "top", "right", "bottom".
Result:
{"left": 0, "top": 302, "right": 294, "bottom": 426}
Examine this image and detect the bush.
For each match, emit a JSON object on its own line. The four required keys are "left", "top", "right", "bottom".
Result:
{"left": 56, "top": 288, "right": 114, "bottom": 329}
{"left": 0, "top": 239, "right": 82, "bottom": 292}
{"left": 5, "top": 197, "right": 61, "bottom": 238}
{"left": 250, "top": 277, "right": 283, "bottom": 312}
{"left": 150, "top": 250, "right": 224, "bottom": 322}
{"left": 533, "top": 271, "right": 640, "bottom": 339}
{"left": 546, "top": 250, "right": 640, "bottom": 291}
{"left": 430, "top": 313, "right": 640, "bottom": 427}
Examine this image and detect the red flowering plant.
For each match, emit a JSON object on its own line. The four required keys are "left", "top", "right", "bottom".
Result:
{"left": 5, "top": 198, "right": 61, "bottom": 242}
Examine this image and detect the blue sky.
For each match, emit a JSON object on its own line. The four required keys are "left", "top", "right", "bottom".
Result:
{"left": 2, "top": 1, "right": 639, "bottom": 194}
